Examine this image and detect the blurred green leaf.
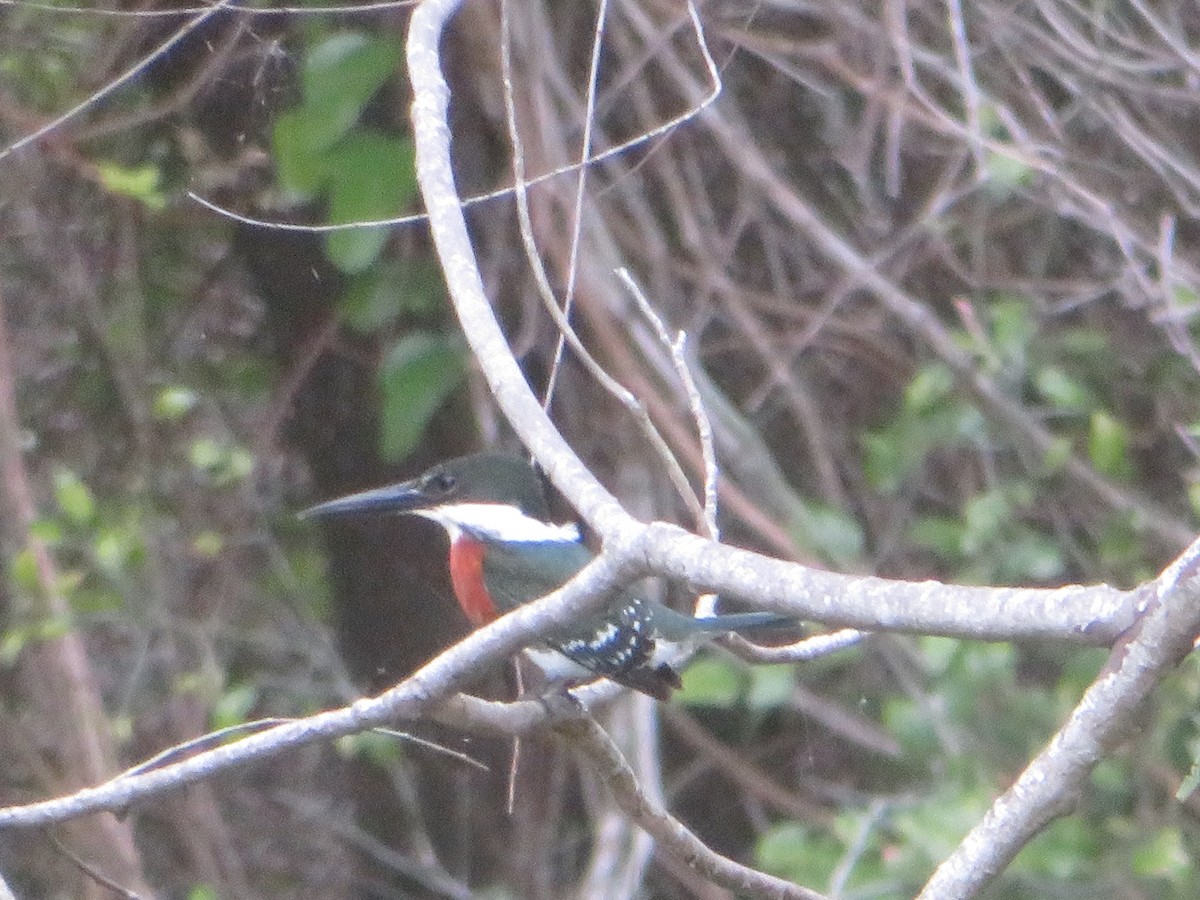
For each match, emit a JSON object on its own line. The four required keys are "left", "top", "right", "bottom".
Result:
{"left": 902, "top": 363, "right": 954, "bottom": 414}
{"left": 339, "top": 259, "right": 445, "bottom": 332}
{"left": 745, "top": 664, "right": 795, "bottom": 710}
{"left": 1010, "top": 818, "right": 1096, "bottom": 879}
{"left": 987, "top": 297, "right": 1035, "bottom": 373}
{"left": 1131, "top": 827, "right": 1188, "bottom": 878}
{"left": 53, "top": 469, "right": 95, "bottom": 526}
{"left": 983, "top": 150, "right": 1033, "bottom": 196}
{"left": 211, "top": 682, "right": 258, "bottom": 731}
{"left": 790, "top": 502, "right": 864, "bottom": 567}
{"left": 675, "top": 656, "right": 744, "bottom": 708}
{"left": 192, "top": 531, "right": 224, "bottom": 558}
{"left": 272, "top": 107, "right": 331, "bottom": 197}
{"left": 1035, "top": 365, "right": 1091, "bottom": 410}
{"left": 378, "top": 332, "right": 466, "bottom": 461}
{"left": 324, "top": 131, "right": 416, "bottom": 273}
{"left": 989, "top": 530, "right": 1065, "bottom": 582}
{"left": 189, "top": 439, "right": 255, "bottom": 486}
{"left": 153, "top": 386, "right": 199, "bottom": 424}
{"left": 908, "top": 515, "right": 963, "bottom": 558}
{"left": 301, "top": 32, "right": 400, "bottom": 150}
{"left": 961, "top": 490, "right": 1009, "bottom": 554}
{"left": 756, "top": 821, "right": 843, "bottom": 887}
{"left": 28, "top": 518, "right": 63, "bottom": 544}
{"left": 882, "top": 693, "right": 940, "bottom": 758}
{"left": 1089, "top": 410, "right": 1132, "bottom": 479}
{"left": 1173, "top": 285, "right": 1199, "bottom": 308}
{"left": 93, "top": 527, "right": 143, "bottom": 578}
{"left": 0, "top": 617, "right": 71, "bottom": 665}
{"left": 1041, "top": 435, "right": 1074, "bottom": 475}
{"left": 96, "top": 161, "right": 166, "bottom": 210}
{"left": 9, "top": 548, "right": 40, "bottom": 594}
{"left": 189, "top": 438, "right": 222, "bottom": 473}
{"left": 336, "top": 728, "right": 406, "bottom": 767}
{"left": 863, "top": 397, "right": 983, "bottom": 493}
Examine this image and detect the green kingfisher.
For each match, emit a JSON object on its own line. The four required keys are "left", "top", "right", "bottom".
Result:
{"left": 303, "top": 452, "right": 793, "bottom": 700}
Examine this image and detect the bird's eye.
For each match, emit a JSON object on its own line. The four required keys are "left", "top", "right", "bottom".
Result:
{"left": 427, "top": 472, "right": 456, "bottom": 494}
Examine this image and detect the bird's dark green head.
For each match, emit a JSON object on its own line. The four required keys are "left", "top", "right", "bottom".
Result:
{"left": 301, "top": 452, "right": 550, "bottom": 522}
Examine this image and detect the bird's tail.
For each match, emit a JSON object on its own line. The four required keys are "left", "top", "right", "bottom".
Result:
{"left": 696, "top": 610, "right": 796, "bottom": 634}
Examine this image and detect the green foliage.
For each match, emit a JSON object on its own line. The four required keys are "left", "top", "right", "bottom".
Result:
{"left": 0, "top": 469, "right": 158, "bottom": 666}
{"left": 1088, "top": 410, "right": 1132, "bottom": 480}
{"left": 95, "top": 161, "right": 166, "bottom": 210}
{"left": 862, "top": 362, "right": 983, "bottom": 493}
{"left": 983, "top": 149, "right": 1034, "bottom": 197}
{"left": 751, "top": 637, "right": 1191, "bottom": 897}
{"left": 188, "top": 438, "right": 254, "bottom": 486}
{"left": 323, "top": 133, "right": 416, "bottom": 273}
{"left": 863, "top": 293, "right": 1145, "bottom": 584}
{"left": 269, "top": 29, "right": 456, "bottom": 468}
{"left": 377, "top": 332, "right": 467, "bottom": 461}
{"left": 745, "top": 664, "right": 797, "bottom": 710}
{"left": 676, "top": 658, "right": 798, "bottom": 711}
{"left": 210, "top": 682, "right": 259, "bottom": 732}
{"left": 152, "top": 386, "right": 199, "bottom": 423}
{"left": 339, "top": 259, "right": 445, "bottom": 333}
{"left": 676, "top": 656, "right": 748, "bottom": 707}
{"left": 755, "top": 822, "right": 847, "bottom": 889}
{"left": 788, "top": 502, "right": 865, "bottom": 569}
{"left": 0, "top": 616, "right": 71, "bottom": 665}
{"left": 336, "top": 728, "right": 406, "bottom": 768}
{"left": 53, "top": 468, "right": 96, "bottom": 526}
{"left": 300, "top": 32, "right": 399, "bottom": 151}
{"left": 271, "top": 30, "right": 417, "bottom": 274}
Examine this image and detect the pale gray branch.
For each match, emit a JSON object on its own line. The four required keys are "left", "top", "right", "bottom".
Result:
{"left": 0, "top": 551, "right": 636, "bottom": 831}
{"left": 920, "top": 536, "right": 1200, "bottom": 897}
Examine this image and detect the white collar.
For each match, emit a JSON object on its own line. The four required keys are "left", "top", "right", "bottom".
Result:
{"left": 416, "top": 502, "right": 580, "bottom": 543}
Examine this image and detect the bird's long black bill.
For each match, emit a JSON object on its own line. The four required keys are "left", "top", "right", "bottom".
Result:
{"left": 300, "top": 483, "right": 423, "bottom": 520}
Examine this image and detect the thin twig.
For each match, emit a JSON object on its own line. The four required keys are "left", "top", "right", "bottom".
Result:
{"left": 45, "top": 828, "right": 142, "bottom": 900}
{"left": 556, "top": 712, "right": 827, "bottom": 900}
{"left": 0, "top": 0, "right": 235, "bottom": 161}
{"left": 543, "top": 0, "right": 611, "bottom": 407}
{"left": 618, "top": 267, "right": 722, "bottom": 613}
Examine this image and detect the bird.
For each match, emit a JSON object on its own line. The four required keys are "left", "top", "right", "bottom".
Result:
{"left": 302, "top": 452, "right": 794, "bottom": 700}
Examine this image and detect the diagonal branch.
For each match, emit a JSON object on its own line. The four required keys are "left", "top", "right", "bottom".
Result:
{"left": 0, "top": 549, "right": 639, "bottom": 831}
{"left": 555, "top": 711, "right": 827, "bottom": 900}
{"left": 919, "top": 535, "right": 1200, "bottom": 897}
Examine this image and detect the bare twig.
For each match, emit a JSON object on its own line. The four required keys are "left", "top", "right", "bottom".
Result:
{"left": 619, "top": 267, "right": 718, "bottom": 542}
{"left": 726, "top": 628, "right": 866, "bottom": 666}
{"left": 620, "top": 0, "right": 1195, "bottom": 557}
{"left": 663, "top": 708, "right": 831, "bottom": 823}
{"left": 45, "top": 828, "right": 143, "bottom": 900}
{"left": 556, "top": 711, "right": 826, "bottom": 900}
{"left": 0, "top": 0, "right": 235, "bottom": 161}
{"left": 544, "top": 0, "right": 610, "bottom": 406}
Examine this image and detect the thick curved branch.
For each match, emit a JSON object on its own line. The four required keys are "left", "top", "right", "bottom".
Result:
{"left": 408, "top": 0, "right": 631, "bottom": 535}
{"left": 407, "top": 0, "right": 1136, "bottom": 648}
